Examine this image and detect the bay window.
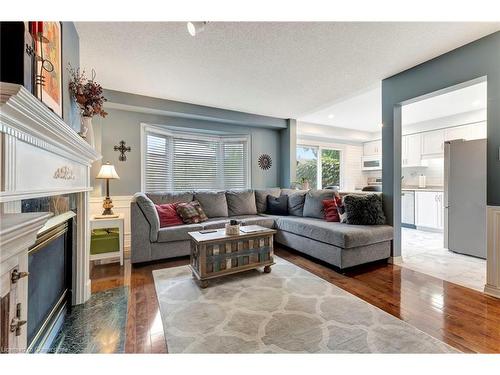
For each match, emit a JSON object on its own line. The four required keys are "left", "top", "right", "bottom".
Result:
{"left": 142, "top": 125, "right": 250, "bottom": 192}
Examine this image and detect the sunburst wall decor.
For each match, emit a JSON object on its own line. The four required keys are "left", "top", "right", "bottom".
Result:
{"left": 258, "top": 154, "right": 272, "bottom": 170}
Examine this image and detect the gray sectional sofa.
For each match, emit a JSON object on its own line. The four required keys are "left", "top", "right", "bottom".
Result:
{"left": 130, "top": 188, "right": 393, "bottom": 269}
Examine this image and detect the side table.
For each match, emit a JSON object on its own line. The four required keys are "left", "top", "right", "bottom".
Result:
{"left": 89, "top": 213, "right": 124, "bottom": 266}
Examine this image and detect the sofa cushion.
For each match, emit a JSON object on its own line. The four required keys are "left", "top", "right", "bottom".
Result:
{"left": 133, "top": 192, "right": 160, "bottom": 242}
{"left": 194, "top": 191, "right": 228, "bottom": 218}
{"left": 303, "top": 189, "right": 336, "bottom": 219}
{"left": 343, "top": 194, "right": 386, "bottom": 225}
{"left": 176, "top": 200, "right": 208, "bottom": 224}
{"left": 283, "top": 191, "right": 307, "bottom": 216}
{"left": 202, "top": 215, "right": 276, "bottom": 230}
{"left": 202, "top": 217, "right": 230, "bottom": 230}
{"left": 157, "top": 223, "right": 204, "bottom": 243}
{"left": 254, "top": 188, "right": 281, "bottom": 213}
{"left": 147, "top": 191, "right": 193, "bottom": 205}
{"left": 231, "top": 215, "right": 276, "bottom": 229}
{"left": 275, "top": 216, "right": 393, "bottom": 248}
{"left": 155, "top": 203, "right": 184, "bottom": 228}
{"left": 226, "top": 190, "right": 257, "bottom": 216}
{"left": 266, "top": 195, "right": 288, "bottom": 215}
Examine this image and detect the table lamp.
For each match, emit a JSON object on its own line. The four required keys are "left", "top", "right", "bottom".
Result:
{"left": 96, "top": 161, "right": 120, "bottom": 216}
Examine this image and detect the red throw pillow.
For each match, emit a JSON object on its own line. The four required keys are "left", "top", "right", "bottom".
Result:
{"left": 323, "top": 197, "right": 343, "bottom": 222}
{"left": 155, "top": 203, "right": 184, "bottom": 228}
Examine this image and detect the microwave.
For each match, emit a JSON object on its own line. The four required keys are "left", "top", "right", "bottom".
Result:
{"left": 362, "top": 156, "right": 382, "bottom": 171}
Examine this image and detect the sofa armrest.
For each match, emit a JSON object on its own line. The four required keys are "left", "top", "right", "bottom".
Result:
{"left": 132, "top": 192, "right": 160, "bottom": 242}
{"left": 130, "top": 201, "right": 153, "bottom": 263}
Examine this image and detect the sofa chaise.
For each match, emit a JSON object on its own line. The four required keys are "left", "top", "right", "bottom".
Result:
{"left": 130, "top": 189, "right": 393, "bottom": 269}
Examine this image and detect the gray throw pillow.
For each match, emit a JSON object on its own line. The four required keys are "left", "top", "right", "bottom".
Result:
{"left": 226, "top": 190, "right": 257, "bottom": 216}
{"left": 147, "top": 191, "right": 193, "bottom": 205}
{"left": 194, "top": 191, "right": 228, "bottom": 218}
{"left": 302, "top": 189, "right": 336, "bottom": 219}
{"left": 284, "top": 191, "right": 307, "bottom": 216}
{"left": 343, "top": 194, "right": 386, "bottom": 225}
{"left": 133, "top": 192, "right": 160, "bottom": 242}
{"left": 255, "top": 188, "right": 281, "bottom": 213}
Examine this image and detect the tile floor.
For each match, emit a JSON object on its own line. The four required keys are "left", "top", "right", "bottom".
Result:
{"left": 48, "top": 287, "right": 128, "bottom": 353}
{"left": 398, "top": 228, "right": 486, "bottom": 292}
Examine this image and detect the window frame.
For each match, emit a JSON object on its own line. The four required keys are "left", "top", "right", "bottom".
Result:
{"left": 141, "top": 123, "right": 251, "bottom": 192}
{"left": 296, "top": 143, "right": 344, "bottom": 189}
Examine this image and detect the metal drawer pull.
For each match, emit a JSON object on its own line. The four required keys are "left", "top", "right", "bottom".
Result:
{"left": 11, "top": 269, "right": 29, "bottom": 284}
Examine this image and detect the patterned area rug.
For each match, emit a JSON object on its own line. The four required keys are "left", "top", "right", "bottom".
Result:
{"left": 153, "top": 258, "right": 457, "bottom": 353}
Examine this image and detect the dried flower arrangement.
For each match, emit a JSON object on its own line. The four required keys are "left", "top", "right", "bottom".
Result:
{"left": 68, "top": 64, "right": 108, "bottom": 118}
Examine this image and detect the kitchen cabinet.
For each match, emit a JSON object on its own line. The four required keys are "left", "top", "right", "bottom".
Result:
{"left": 445, "top": 124, "right": 471, "bottom": 142}
{"left": 402, "top": 134, "right": 422, "bottom": 167}
{"left": 415, "top": 191, "right": 444, "bottom": 230}
{"left": 401, "top": 191, "right": 415, "bottom": 226}
{"left": 445, "top": 122, "right": 487, "bottom": 142}
{"left": 363, "top": 140, "right": 381, "bottom": 157}
{"left": 469, "top": 122, "right": 487, "bottom": 140}
{"left": 421, "top": 129, "right": 445, "bottom": 158}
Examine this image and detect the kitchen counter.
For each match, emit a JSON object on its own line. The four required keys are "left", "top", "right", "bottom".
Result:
{"left": 402, "top": 186, "right": 444, "bottom": 192}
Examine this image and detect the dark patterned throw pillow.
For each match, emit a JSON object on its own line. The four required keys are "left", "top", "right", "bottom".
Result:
{"left": 176, "top": 200, "right": 208, "bottom": 224}
{"left": 343, "top": 194, "right": 386, "bottom": 225}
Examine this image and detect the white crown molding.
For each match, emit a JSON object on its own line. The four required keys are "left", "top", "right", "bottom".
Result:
{"left": 0, "top": 82, "right": 101, "bottom": 166}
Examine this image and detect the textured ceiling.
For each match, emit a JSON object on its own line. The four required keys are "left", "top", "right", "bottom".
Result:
{"left": 300, "top": 81, "right": 487, "bottom": 132}
{"left": 76, "top": 22, "right": 499, "bottom": 119}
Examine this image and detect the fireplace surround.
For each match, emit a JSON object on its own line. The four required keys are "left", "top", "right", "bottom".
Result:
{"left": 0, "top": 82, "right": 101, "bottom": 352}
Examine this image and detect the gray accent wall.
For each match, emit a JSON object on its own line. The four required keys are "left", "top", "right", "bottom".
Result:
{"left": 280, "top": 119, "right": 297, "bottom": 188}
{"left": 61, "top": 22, "right": 80, "bottom": 132}
{"left": 382, "top": 31, "right": 500, "bottom": 257}
{"left": 93, "top": 93, "right": 286, "bottom": 196}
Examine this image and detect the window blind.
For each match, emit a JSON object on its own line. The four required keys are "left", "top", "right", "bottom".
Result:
{"left": 144, "top": 128, "right": 250, "bottom": 192}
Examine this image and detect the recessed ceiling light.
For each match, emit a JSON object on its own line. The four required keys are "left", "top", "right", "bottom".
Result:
{"left": 328, "top": 114, "right": 335, "bottom": 119}
{"left": 187, "top": 22, "right": 209, "bottom": 37}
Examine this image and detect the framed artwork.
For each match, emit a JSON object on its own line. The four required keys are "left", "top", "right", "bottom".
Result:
{"left": 37, "top": 21, "right": 62, "bottom": 117}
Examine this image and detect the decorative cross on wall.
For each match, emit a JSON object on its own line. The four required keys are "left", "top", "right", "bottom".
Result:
{"left": 113, "top": 140, "right": 131, "bottom": 161}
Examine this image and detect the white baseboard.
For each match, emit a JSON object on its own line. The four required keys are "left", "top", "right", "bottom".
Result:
{"left": 388, "top": 256, "right": 402, "bottom": 264}
{"left": 484, "top": 284, "right": 500, "bottom": 299}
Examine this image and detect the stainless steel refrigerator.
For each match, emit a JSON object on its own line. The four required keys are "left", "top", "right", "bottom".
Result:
{"left": 444, "top": 139, "right": 487, "bottom": 258}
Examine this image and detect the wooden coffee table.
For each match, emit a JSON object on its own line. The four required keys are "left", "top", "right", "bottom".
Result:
{"left": 188, "top": 225, "right": 276, "bottom": 288}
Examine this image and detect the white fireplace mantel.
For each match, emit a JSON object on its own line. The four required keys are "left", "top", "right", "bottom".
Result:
{"left": 1, "top": 82, "right": 101, "bottom": 203}
{"left": 0, "top": 82, "right": 102, "bottom": 306}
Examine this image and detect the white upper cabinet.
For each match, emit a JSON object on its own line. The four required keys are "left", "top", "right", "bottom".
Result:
{"left": 363, "top": 140, "right": 382, "bottom": 156}
{"left": 421, "top": 129, "right": 445, "bottom": 157}
{"left": 444, "top": 124, "right": 471, "bottom": 142}
{"left": 445, "top": 122, "right": 486, "bottom": 142}
{"left": 402, "top": 133, "right": 422, "bottom": 167}
{"left": 468, "top": 122, "right": 487, "bottom": 140}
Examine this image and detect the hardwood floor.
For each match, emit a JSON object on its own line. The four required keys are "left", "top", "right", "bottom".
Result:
{"left": 90, "top": 247, "right": 500, "bottom": 354}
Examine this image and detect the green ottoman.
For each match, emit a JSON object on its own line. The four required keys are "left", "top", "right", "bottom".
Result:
{"left": 90, "top": 228, "right": 120, "bottom": 255}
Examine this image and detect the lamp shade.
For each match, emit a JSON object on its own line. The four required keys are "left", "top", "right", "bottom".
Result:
{"left": 96, "top": 162, "right": 120, "bottom": 180}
